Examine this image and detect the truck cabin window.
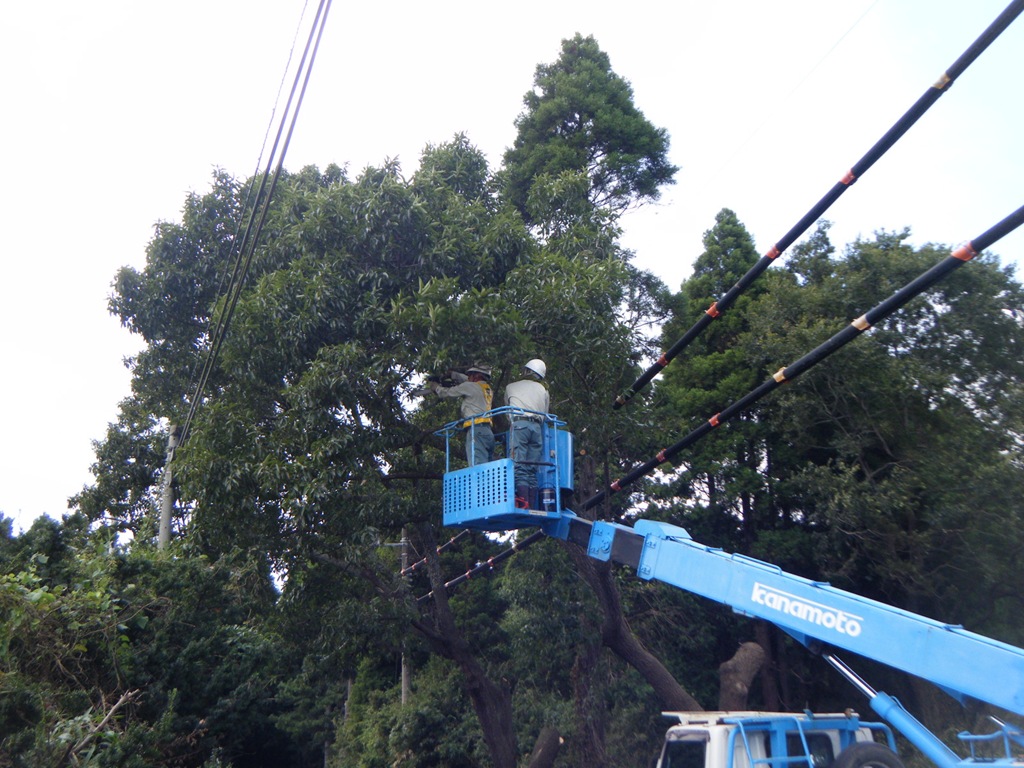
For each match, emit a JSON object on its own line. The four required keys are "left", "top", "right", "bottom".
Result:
{"left": 661, "top": 735, "right": 706, "bottom": 768}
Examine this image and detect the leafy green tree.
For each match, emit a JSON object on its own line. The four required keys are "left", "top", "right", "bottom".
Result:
{"left": 655, "top": 209, "right": 773, "bottom": 551}
{"left": 76, "top": 126, "right": 682, "bottom": 766}
{"left": 502, "top": 34, "right": 678, "bottom": 223}
{"left": 79, "top": 38, "right": 681, "bottom": 763}
{"left": 653, "top": 216, "right": 1024, "bottom": 718}
{"left": 71, "top": 169, "right": 295, "bottom": 541}
{"left": 72, "top": 398, "right": 166, "bottom": 537}
{"left": 751, "top": 228, "right": 1024, "bottom": 625}
{"left": 755, "top": 227, "right": 1024, "bottom": 726}
{"left": 644, "top": 208, "right": 805, "bottom": 711}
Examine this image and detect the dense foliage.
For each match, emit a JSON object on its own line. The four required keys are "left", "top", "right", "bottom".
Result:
{"left": 653, "top": 218, "right": 1024, "bottom": 716}
{"left": 1, "top": 515, "right": 306, "bottom": 766}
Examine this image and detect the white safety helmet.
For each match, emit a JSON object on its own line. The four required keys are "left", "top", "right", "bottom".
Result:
{"left": 466, "top": 365, "right": 492, "bottom": 379}
{"left": 524, "top": 358, "right": 546, "bottom": 379}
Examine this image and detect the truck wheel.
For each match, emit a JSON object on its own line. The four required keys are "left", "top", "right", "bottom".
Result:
{"left": 832, "top": 742, "right": 904, "bottom": 768}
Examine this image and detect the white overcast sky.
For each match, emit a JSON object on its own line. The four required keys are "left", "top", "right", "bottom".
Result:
{"left": 2, "top": 1, "right": 1022, "bottom": 533}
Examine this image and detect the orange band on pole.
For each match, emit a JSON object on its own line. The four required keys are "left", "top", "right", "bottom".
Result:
{"left": 852, "top": 314, "right": 871, "bottom": 331}
{"left": 952, "top": 242, "right": 978, "bottom": 262}
{"left": 709, "top": 413, "right": 721, "bottom": 427}
{"left": 706, "top": 302, "right": 720, "bottom": 318}
{"left": 841, "top": 170, "right": 856, "bottom": 185}
{"left": 932, "top": 72, "right": 952, "bottom": 90}
{"left": 766, "top": 245, "right": 781, "bottom": 260}
{"left": 772, "top": 368, "right": 788, "bottom": 383}
{"left": 656, "top": 450, "right": 667, "bottom": 463}
{"left": 657, "top": 354, "right": 670, "bottom": 367}
{"left": 610, "top": 480, "right": 622, "bottom": 492}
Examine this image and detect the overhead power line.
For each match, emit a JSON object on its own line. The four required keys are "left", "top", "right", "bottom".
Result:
{"left": 179, "top": 0, "right": 333, "bottom": 446}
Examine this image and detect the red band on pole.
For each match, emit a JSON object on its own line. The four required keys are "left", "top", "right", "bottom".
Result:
{"left": 657, "top": 354, "right": 669, "bottom": 367}
{"left": 706, "top": 302, "right": 720, "bottom": 318}
{"left": 841, "top": 170, "right": 856, "bottom": 185}
{"left": 766, "top": 246, "right": 781, "bottom": 260}
{"left": 656, "top": 450, "right": 667, "bottom": 463}
{"left": 709, "top": 414, "right": 721, "bottom": 427}
{"left": 952, "top": 242, "right": 978, "bottom": 262}
{"left": 610, "top": 480, "right": 622, "bottom": 492}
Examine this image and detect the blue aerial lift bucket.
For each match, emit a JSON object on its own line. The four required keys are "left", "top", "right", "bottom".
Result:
{"left": 437, "top": 406, "right": 574, "bottom": 532}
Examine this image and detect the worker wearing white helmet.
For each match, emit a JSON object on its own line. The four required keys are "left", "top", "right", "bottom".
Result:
{"left": 430, "top": 365, "right": 495, "bottom": 466}
{"left": 504, "top": 359, "right": 549, "bottom": 508}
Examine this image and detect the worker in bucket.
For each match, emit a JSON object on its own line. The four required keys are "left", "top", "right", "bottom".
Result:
{"left": 504, "top": 359, "right": 549, "bottom": 509}
{"left": 430, "top": 365, "right": 495, "bottom": 467}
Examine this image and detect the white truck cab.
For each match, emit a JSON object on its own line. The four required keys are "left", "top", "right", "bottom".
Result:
{"left": 656, "top": 711, "right": 898, "bottom": 768}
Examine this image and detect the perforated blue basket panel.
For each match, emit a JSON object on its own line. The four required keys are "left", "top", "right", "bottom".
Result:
{"left": 443, "top": 459, "right": 516, "bottom": 528}
{"left": 442, "top": 458, "right": 569, "bottom": 531}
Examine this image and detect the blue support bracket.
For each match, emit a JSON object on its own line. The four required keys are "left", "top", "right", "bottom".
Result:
{"left": 587, "top": 520, "right": 635, "bottom": 561}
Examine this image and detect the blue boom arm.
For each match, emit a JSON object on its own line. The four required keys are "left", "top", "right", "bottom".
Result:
{"left": 438, "top": 423, "right": 1024, "bottom": 768}
{"left": 567, "top": 515, "right": 1024, "bottom": 768}
{"left": 626, "top": 519, "right": 1024, "bottom": 716}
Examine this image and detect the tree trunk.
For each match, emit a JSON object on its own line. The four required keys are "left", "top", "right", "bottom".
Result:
{"left": 718, "top": 642, "right": 766, "bottom": 710}
{"left": 528, "top": 726, "right": 564, "bottom": 768}
{"left": 755, "top": 622, "right": 782, "bottom": 710}
{"left": 320, "top": 524, "right": 561, "bottom": 768}
{"left": 570, "top": 627, "right": 607, "bottom": 767}
{"left": 566, "top": 546, "right": 704, "bottom": 712}
{"left": 416, "top": 523, "right": 519, "bottom": 768}
{"left": 572, "top": 455, "right": 703, "bottom": 713}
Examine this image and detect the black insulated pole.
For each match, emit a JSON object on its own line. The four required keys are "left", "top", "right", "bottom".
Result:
{"left": 417, "top": 210, "right": 1024, "bottom": 602}
{"left": 590, "top": 204, "right": 1024, "bottom": 510}
{"left": 424, "top": 203, "right": 1024, "bottom": 599}
{"left": 612, "top": 0, "right": 1024, "bottom": 411}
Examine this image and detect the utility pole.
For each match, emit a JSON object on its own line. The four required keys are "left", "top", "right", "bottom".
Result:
{"left": 401, "top": 527, "right": 411, "bottom": 704}
{"left": 158, "top": 425, "right": 181, "bottom": 550}
{"left": 385, "top": 528, "right": 414, "bottom": 703}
